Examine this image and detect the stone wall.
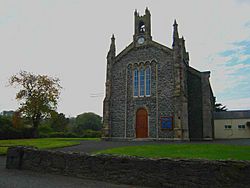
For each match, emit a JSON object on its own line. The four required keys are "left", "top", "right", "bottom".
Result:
{"left": 6, "top": 147, "right": 250, "bottom": 188}
{"left": 201, "top": 72, "right": 214, "bottom": 139}
{"left": 187, "top": 68, "right": 203, "bottom": 140}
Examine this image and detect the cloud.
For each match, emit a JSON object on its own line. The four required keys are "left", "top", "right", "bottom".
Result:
{"left": 244, "top": 21, "right": 250, "bottom": 28}
{"left": 235, "top": 0, "right": 250, "bottom": 4}
{"left": 1, "top": 0, "right": 250, "bottom": 115}
{"left": 209, "top": 40, "right": 250, "bottom": 107}
{"left": 223, "top": 97, "right": 250, "bottom": 110}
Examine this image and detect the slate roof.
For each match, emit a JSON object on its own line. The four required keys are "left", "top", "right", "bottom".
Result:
{"left": 214, "top": 110, "right": 250, "bottom": 119}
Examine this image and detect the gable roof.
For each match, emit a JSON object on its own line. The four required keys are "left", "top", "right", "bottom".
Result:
{"left": 115, "top": 40, "right": 173, "bottom": 62}
{"left": 214, "top": 110, "right": 250, "bottom": 119}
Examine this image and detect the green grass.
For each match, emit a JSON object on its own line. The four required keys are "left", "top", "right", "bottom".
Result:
{"left": 96, "top": 144, "right": 250, "bottom": 161}
{"left": 0, "top": 138, "right": 100, "bottom": 155}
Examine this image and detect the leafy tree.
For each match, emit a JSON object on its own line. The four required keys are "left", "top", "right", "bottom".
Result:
{"left": 66, "top": 117, "right": 76, "bottom": 132}
{"left": 12, "top": 111, "right": 23, "bottom": 129}
{"left": 0, "top": 115, "right": 13, "bottom": 127}
{"left": 38, "top": 123, "right": 53, "bottom": 134}
{"left": 50, "top": 111, "right": 69, "bottom": 132}
{"left": 9, "top": 71, "right": 62, "bottom": 137}
{"left": 215, "top": 103, "right": 227, "bottom": 112}
{"left": 75, "top": 112, "right": 102, "bottom": 132}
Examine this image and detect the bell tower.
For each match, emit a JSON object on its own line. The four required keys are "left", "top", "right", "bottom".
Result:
{"left": 133, "top": 8, "right": 152, "bottom": 45}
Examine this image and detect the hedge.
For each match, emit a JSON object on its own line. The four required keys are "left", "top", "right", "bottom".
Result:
{"left": 0, "top": 125, "right": 34, "bottom": 140}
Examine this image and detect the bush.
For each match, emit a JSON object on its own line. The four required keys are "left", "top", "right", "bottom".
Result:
{"left": 80, "top": 130, "right": 101, "bottom": 138}
{"left": 38, "top": 132, "right": 50, "bottom": 138}
{"left": 0, "top": 125, "right": 34, "bottom": 139}
{"left": 38, "top": 124, "right": 53, "bottom": 134}
{"left": 39, "top": 132, "right": 78, "bottom": 138}
{"left": 50, "top": 132, "right": 77, "bottom": 138}
{"left": 75, "top": 112, "right": 102, "bottom": 131}
{"left": 38, "top": 130, "right": 101, "bottom": 138}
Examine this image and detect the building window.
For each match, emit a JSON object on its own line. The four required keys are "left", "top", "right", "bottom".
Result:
{"left": 238, "top": 125, "right": 246, "bottom": 129}
{"left": 134, "top": 68, "right": 139, "bottom": 96}
{"left": 145, "top": 66, "right": 151, "bottom": 96}
{"left": 224, "top": 125, "right": 232, "bottom": 129}
{"left": 133, "top": 64, "right": 151, "bottom": 97}
{"left": 139, "top": 68, "right": 145, "bottom": 96}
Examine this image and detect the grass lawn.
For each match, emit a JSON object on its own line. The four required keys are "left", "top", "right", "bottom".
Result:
{"left": 96, "top": 144, "right": 250, "bottom": 161}
{"left": 0, "top": 138, "right": 100, "bottom": 155}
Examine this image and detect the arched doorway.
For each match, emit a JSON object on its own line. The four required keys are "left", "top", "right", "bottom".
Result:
{"left": 136, "top": 108, "right": 148, "bottom": 138}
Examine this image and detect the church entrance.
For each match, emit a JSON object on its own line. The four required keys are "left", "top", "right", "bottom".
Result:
{"left": 136, "top": 108, "right": 148, "bottom": 138}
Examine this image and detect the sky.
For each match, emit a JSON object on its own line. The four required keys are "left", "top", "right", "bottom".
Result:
{"left": 0, "top": 0, "right": 250, "bottom": 117}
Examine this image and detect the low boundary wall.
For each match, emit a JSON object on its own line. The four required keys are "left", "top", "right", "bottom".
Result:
{"left": 6, "top": 146, "right": 250, "bottom": 187}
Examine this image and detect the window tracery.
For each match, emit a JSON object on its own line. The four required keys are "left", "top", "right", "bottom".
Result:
{"left": 133, "top": 62, "right": 152, "bottom": 97}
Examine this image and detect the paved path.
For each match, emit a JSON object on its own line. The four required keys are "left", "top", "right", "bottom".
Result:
{"left": 54, "top": 140, "right": 169, "bottom": 153}
{"left": 55, "top": 139, "right": 250, "bottom": 153}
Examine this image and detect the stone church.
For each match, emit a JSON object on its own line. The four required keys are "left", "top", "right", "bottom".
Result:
{"left": 103, "top": 8, "right": 214, "bottom": 141}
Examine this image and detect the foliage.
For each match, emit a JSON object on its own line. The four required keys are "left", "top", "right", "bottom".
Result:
{"left": 9, "top": 71, "right": 62, "bottom": 137}
{"left": 81, "top": 129, "right": 102, "bottom": 138}
{"left": 215, "top": 103, "right": 227, "bottom": 112}
{"left": 0, "top": 114, "right": 34, "bottom": 139}
{"left": 39, "top": 130, "right": 101, "bottom": 138}
{"left": 67, "top": 117, "right": 76, "bottom": 132}
{"left": 44, "top": 132, "right": 78, "bottom": 138}
{"left": 49, "top": 111, "right": 69, "bottom": 132}
{"left": 0, "top": 115, "right": 12, "bottom": 127}
{"left": 12, "top": 111, "right": 23, "bottom": 129}
{"left": 0, "top": 111, "right": 101, "bottom": 139}
{"left": 0, "top": 125, "right": 34, "bottom": 140}
{"left": 0, "top": 138, "right": 99, "bottom": 155}
{"left": 96, "top": 144, "right": 250, "bottom": 161}
{"left": 38, "top": 123, "right": 53, "bottom": 134}
{"left": 75, "top": 112, "right": 102, "bottom": 132}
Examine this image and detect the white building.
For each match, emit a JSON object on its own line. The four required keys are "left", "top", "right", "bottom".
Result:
{"left": 214, "top": 110, "right": 250, "bottom": 139}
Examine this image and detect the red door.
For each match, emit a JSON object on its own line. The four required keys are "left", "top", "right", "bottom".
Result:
{"left": 136, "top": 108, "right": 148, "bottom": 138}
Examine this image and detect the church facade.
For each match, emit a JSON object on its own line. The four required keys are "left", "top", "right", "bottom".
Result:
{"left": 103, "top": 8, "right": 214, "bottom": 140}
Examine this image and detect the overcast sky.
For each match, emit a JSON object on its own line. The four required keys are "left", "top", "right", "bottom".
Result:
{"left": 1, "top": 0, "right": 250, "bottom": 117}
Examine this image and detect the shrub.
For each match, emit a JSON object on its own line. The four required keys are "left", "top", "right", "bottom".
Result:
{"left": 38, "top": 124, "right": 53, "bottom": 134}
{"left": 75, "top": 112, "right": 102, "bottom": 131}
{"left": 47, "top": 132, "right": 78, "bottom": 138}
{"left": 80, "top": 130, "right": 101, "bottom": 138}
{"left": 37, "top": 130, "right": 101, "bottom": 138}
{"left": 38, "top": 132, "right": 50, "bottom": 138}
{"left": 0, "top": 125, "right": 34, "bottom": 139}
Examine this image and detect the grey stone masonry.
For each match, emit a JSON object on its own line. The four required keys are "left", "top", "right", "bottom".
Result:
{"left": 6, "top": 147, "right": 250, "bottom": 188}
{"left": 103, "top": 8, "right": 214, "bottom": 140}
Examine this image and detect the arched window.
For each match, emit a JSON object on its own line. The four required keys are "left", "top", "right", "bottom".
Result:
{"left": 145, "top": 66, "right": 151, "bottom": 96}
{"left": 133, "top": 64, "right": 151, "bottom": 97}
{"left": 139, "top": 68, "right": 145, "bottom": 96}
{"left": 134, "top": 68, "right": 139, "bottom": 96}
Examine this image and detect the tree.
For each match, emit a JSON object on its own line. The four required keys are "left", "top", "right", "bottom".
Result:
{"left": 50, "top": 111, "right": 69, "bottom": 132}
{"left": 0, "top": 115, "right": 13, "bottom": 127}
{"left": 12, "top": 111, "right": 23, "bottom": 129}
{"left": 9, "top": 71, "right": 62, "bottom": 137}
{"left": 75, "top": 112, "right": 102, "bottom": 132}
{"left": 215, "top": 103, "right": 228, "bottom": 112}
